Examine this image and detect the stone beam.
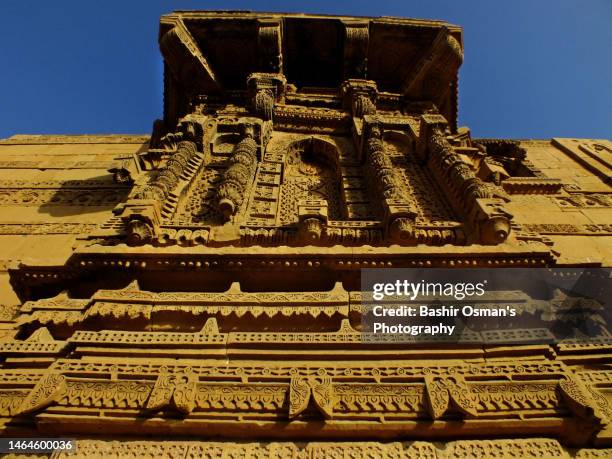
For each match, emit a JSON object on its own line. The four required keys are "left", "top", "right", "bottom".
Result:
{"left": 159, "top": 17, "right": 221, "bottom": 92}
{"left": 402, "top": 27, "right": 463, "bottom": 104}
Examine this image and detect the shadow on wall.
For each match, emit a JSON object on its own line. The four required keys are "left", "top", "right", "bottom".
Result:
{"left": 27, "top": 174, "right": 133, "bottom": 217}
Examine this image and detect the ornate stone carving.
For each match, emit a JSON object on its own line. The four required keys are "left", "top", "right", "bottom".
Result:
{"left": 289, "top": 373, "right": 335, "bottom": 419}
{"left": 126, "top": 219, "right": 153, "bottom": 246}
{"left": 2, "top": 9, "right": 612, "bottom": 453}
{"left": 341, "top": 79, "right": 377, "bottom": 118}
{"left": 17, "top": 371, "right": 67, "bottom": 415}
{"left": 247, "top": 73, "right": 286, "bottom": 121}
{"left": 423, "top": 120, "right": 512, "bottom": 244}
{"left": 217, "top": 128, "right": 259, "bottom": 220}
{"left": 146, "top": 369, "right": 198, "bottom": 414}
{"left": 559, "top": 375, "right": 608, "bottom": 423}
{"left": 424, "top": 373, "right": 478, "bottom": 419}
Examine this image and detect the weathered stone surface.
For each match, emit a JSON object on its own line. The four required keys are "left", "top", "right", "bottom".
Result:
{"left": 0, "top": 9, "right": 610, "bottom": 455}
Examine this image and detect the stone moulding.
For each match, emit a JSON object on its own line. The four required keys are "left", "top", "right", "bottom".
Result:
{"left": 0, "top": 360, "right": 605, "bottom": 442}
{"left": 0, "top": 134, "right": 150, "bottom": 145}
{"left": 7, "top": 242, "right": 558, "bottom": 300}
{"left": 16, "top": 438, "right": 612, "bottom": 459}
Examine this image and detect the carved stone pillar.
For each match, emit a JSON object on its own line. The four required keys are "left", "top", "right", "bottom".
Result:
{"left": 121, "top": 140, "right": 198, "bottom": 246}
{"left": 217, "top": 127, "right": 258, "bottom": 220}
{"left": 422, "top": 116, "right": 512, "bottom": 244}
{"left": 364, "top": 124, "right": 418, "bottom": 242}
{"left": 365, "top": 126, "right": 397, "bottom": 199}
{"left": 137, "top": 140, "right": 197, "bottom": 203}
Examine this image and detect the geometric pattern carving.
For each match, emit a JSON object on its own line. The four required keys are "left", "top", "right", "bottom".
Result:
{"left": 50, "top": 439, "right": 611, "bottom": 458}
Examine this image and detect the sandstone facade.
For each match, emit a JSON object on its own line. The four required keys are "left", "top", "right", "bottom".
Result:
{"left": 0, "top": 11, "right": 611, "bottom": 458}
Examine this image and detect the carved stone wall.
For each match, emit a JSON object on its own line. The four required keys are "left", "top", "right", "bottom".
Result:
{"left": 0, "top": 10, "right": 611, "bottom": 458}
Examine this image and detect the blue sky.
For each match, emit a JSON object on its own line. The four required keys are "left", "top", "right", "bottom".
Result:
{"left": 1, "top": 0, "right": 610, "bottom": 139}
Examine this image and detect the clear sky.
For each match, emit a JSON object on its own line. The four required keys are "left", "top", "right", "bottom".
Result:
{"left": 1, "top": 0, "right": 610, "bottom": 140}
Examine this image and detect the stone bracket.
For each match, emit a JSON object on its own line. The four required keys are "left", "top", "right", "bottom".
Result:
{"left": 17, "top": 371, "right": 67, "bottom": 416}
{"left": 342, "top": 20, "right": 370, "bottom": 79}
{"left": 257, "top": 19, "right": 283, "bottom": 73}
{"left": 341, "top": 79, "right": 378, "bottom": 118}
{"left": 247, "top": 73, "right": 287, "bottom": 121}
{"left": 424, "top": 374, "right": 478, "bottom": 420}
{"left": 402, "top": 27, "right": 463, "bottom": 104}
{"left": 298, "top": 200, "right": 328, "bottom": 244}
{"left": 118, "top": 199, "right": 162, "bottom": 246}
{"left": 159, "top": 17, "right": 221, "bottom": 92}
{"left": 559, "top": 375, "right": 608, "bottom": 425}
{"left": 289, "top": 374, "right": 334, "bottom": 419}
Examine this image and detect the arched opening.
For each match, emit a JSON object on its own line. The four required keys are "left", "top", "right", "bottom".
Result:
{"left": 278, "top": 137, "right": 344, "bottom": 225}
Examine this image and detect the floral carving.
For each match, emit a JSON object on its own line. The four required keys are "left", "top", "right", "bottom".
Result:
{"left": 289, "top": 374, "right": 335, "bottom": 419}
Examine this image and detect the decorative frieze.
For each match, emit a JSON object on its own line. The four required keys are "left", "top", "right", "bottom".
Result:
{"left": 50, "top": 438, "right": 611, "bottom": 459}
{"left": 0, "top": 222, "right": 99, "bottom": 235}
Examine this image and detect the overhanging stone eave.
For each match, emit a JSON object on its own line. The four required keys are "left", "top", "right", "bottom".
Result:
{"left": 69, "top": 242, "right": 554, "bottom": 258}
{"left": 166, "top": 10, "right": 462, "bottom": 30}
